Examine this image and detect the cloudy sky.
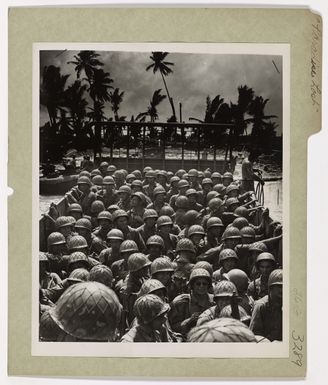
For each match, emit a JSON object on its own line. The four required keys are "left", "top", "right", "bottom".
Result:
{"left": 40, "top": 50, "right": 282, "bottom": 135}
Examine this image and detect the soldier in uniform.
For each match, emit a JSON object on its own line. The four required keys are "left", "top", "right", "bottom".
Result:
{"left": 117, "top": 185, "right": 132, "bottom": 212}
{"left": 46, "top": 232, "right": 67, "bottom": 278}
{"left": 156, "top": 216, "right": 178, "bottom": 260}
{"left": 250, "top": 269, "right": 283, "bottom": 341}
{"left": 146, "top": 235, "right": 165, "bottom": 262}
{"left": 98, "top": 229, "right": 124, "bottom": 268}
{"left": 127, "top": 191, "right": 147, "bottom": 228}
{"left": 169, "top": 268, "right": 214, "bottom": 337}
{"left": 97, "top": 176, "right": 119, "bottom": 208}
{"left": 136, "top": 209, "right": 158, "bottom": 244}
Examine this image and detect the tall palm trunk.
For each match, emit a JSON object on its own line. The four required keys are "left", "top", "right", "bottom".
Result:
{"left": 160, "top": 71, "right": 176, "bottom": 119}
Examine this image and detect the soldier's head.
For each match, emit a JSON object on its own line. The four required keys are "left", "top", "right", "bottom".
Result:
{"left": 146, "top": 235, "right": 164, "bottom": 261}
{"left": 156, "top": 216, "right": 173, "bottom": 236}
{"left": 256, "top": 252, "right": 276, "bottom": 279}
{"left": 189, "top": 268, "right": 212, "bottom": 296}
{"left": 211, "top": 172, "right": 222, "bottom": 186}
{"left": 222, "top": 172, "right": 233, "bottom": 187}
{"left": 268, "top": 269, "right": 283, "bottom": 307}
{"left": 55, "top": 216, "right": 75, "bottom": 238}
{"left": 226, "top": 184, "right": 239, "bottom": 198}
{"left": 128, "top": 253, "right": 151, "bottom": 279}
{"left": 249, "top": 242, "right": 268, "bottom": 266}
{"left": 177, "top": 179, "right": 189, "bottom": 195}
{"left": 151, "top": 257, "right": 174, "bottom": 286}
{"left": 103, "top": 176, "right": 115, "bottom": 192}
{"left": 131, "top": 179, "right": 143, "bottom": 193}
{"left": 134, "top": 294, "right": 170, "bottom": 330}
{"left": 205, "top": 217, "right": 224, "bottom": 239}
{"left": 77, "top": 176, "right": 92, "bottom": 193}
{"left": 143, "top": 209, "right": 158, "bottom": 228}
{"left": 188, "top": 169, "right": 198, "bottom": 184}
{"left": 112, "top": 210, "right": 129, "bottom": 231}
{"left": 153, "top": 186, "right": 166, "bottom": 204}
{"left": 186, "top": 188, "right": 198, "bottom": 205}
{"left": 106, "top": 229, "right": 124, "bottom": 250}
{"left": 67, "top": 235, "right": 89, "bottom": 255}
{"left": 219, "top": 249, "right": 239, "bottom": 273}
{"left": 67, "top": 203, "right": 83, "bottom": 221}
{"left": 176, "top": 239, "right": 196, "bottom": 264}
{"left": 222, "top": 227, "right": 242, "bottom": 249}
{"left": 188, "top": 225, "right": 205, "bottom": 247}
{"left": 97, "top": 211, "right": 112, "bottom": 232}
{"left": 157, "top": 170, "right": 167, "bottom": 186}
{"left": 138, "top": 279, "right": 167, "bottom": 302}
{"left": 89, "top": 265, "right": 113, "bottom": 288}
{"left": 213, "top": 280, "right": 237, "bottom": 311}
{"left": 47, "top": 232, "right": 67, "bottom": 255}
{"left": 118, "top": 185, "right": 131, "bottom": 202}
{"left": 201, "top": 178, "right": 213, "bottom": 193}
{"left": 74, "top": 218, "right": 92, "bottom": 240}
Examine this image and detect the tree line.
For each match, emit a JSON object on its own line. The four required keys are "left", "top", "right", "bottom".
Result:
{"left": 40, "top": 50, "right": 279, "bottom": 162}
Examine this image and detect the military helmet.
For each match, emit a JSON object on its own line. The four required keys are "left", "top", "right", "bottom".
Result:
{"left": 133, "top": 294, "right": 170, "bottom": 324}
{"left": 219, "top": 248, "right": 239, "bottom": 263}
{"left": 175, "top": 195, "right": 189, "bottom": 209}
{"left": 249, "top": 242, "right": 268, "bottom": 253}
{"left": 39, "top": 310, "right": 62, "bottom": 341}
{"left": 151, "top": 257, "right": 174, "bottom": 275}
{"left": 232, "top": 217, "right": 249, "bottom": 230}
{"left": 223, "top": 172, "right": 233, "bottom": 180}
{"left": 146, "top": 235, "right": 165, "bottom": 249}
{"left": 103, "top": 176, "right": 115, "bottom": 185}
{"left": 193, "top": 261, "right": 213, "bottom": 276}
{"left": 268, "top": 269, "right": 283, "bottom": 287}
{"left": 68, "top": 268, "right": 90, "bottom": 283}
{"left": 226, "top": 184, "right": 239, "bottom": 195}
{"left": 107, "top": 165, "right": 117, "bottom": 173}
{"left": 143, "top": 166, "right": 152, "bottom": 174}
{"left": 47, "top": 232, "right": 66, "bottom": 247}
{"left": 90, "top": 200, "right": 105, "bottom": 214}
{"left": 97, "top": 211, "right": 112, "bottom": 221}
{"left": 213, "top": 184, "right": 226, "bottom": 194}
{"left": 188, "top": 169, "right": 198, "bottom": 177}
{"left": 176, "top": 238, "right": 196, "bottom": 254}
{"left": 189, "top": 268, "right": 212, "bottom": 287}
{"left": 159, "top": 206, "right": 175, "bottom": 217}
{"left": 131, "top": 179, "right": 143, "bottom": 188}
{"left": 157, "top": 215, "right": 173, "bottom": 228}
{"left": 112, "top": 209, "right": 128, "bottom": 221}
{"left": 74, "top": 218, "right": 92, "bottom": 231}
{"left": 255, "top": 252, "right": 276, "bottom": 266}
{"left": 66, "top": 216, "right": 77, "bottom": 226}
{"left": 77, "top": 176, "right": 92, "bottom": 186}
{"left": 175, "top": 169, "right": 186, "bottom": 178}
{"left": 186, "top": 188, "right": 198, "bottom": 197}
{"left": 183, "top": 210, "right": 201, "bottom": 226}
{"left": 208, "top": 197, "right": 224, "bottom": 212}
{"left": 118, "top": 185, "right": 131, "bottom": 195}
{"left": 234, "top": 206, "right": 249, "bottom": 218}
{"left": 119, "top": 240, "right": 138, "bottom": 254}
{"left": 132, "top": 170, "right": 142, "bottom": 179}
{"left": 201, "top": 177, "right": 213, "bottom": 186}
{"left": 89, "top": 265, "right": 113, "bottom": 287}
{"left": 68, "top": 203, "right": 83, "bottom": 213}
{"left": 225, "top": 197, "right": 240, "bottom": 209}
{"left": 142, "top": 209, "right": 158, "bottom": 221}
{"left": 67, "top": 252, "right": 89, "bottom": 269}
{"left": 206, "top": 191, "right": 220, "bottom": 202}
{"left": 219, "top": 305, "right": 251, "bottom": 324}
{"left": 222, "top": 226, "right": 242, "bottom": 241}
{"left": 92, "top": 175, "right": 103, "bottom": 185}
{"left": 170, "top": 176, "right": 180, "bottom": 185}
{"left": 187, "top": 318, "right": 257, "bottom": 342}
{"left": 126, "top": 173, "right": 136, "bottom": 182}
{"left": 49, "top": 282, "right": 122, "bottom": 341}
{"left": 225, "top": 269, "right": 249, "bottom": 294}
{"left": 55, "top": 216, "right": 73, "bottom": 229}
{"left": 113, "top": 170, "right": 125, "bottom": 179}
{"left": 153, "top": 186, "right": 166, "bottom": 196}
{"left": 67, "top": 235, "right": 88, "bottom": 251}
{"left": 198, "top": 171, "right": 204, "bottom": 178}
{"left": 206, "top": 217, "right": 224, "bottom": 230}
{"left": 211, "top": 172, "right": 222, "bottom": 179}
{"left": 131, "top": 191, "right": 147, "bottom": 204}
{"left": 213, "top": 280, "right": 237, "bottom": 297}
{"left": 188, "top": 225, "right": 205, "bottom": 237}
{"left": 241, "top": 226, "right": 256, "bottom": 239}
{"left": 138, "top": 279, "right": 167, "bottom": 298}
{"left": 177, "top": 179, "right": 189, "bottom": 189}
{"left": 79, "top": 170, "right": 91, "bottom": 178}
{"left": 106, "top": 228, "right": 124, "bottom": 241}
{"left": 128, "top": 253, "right": 151, "bottom": 273}
{"left": 107, "top": 204, "right": 120, "bottom": 213}
{"left": 145, "top": 170, "right": 156, "bottom": 178}
{"left": 99, "top": 161, "right": 109, "bottom": 169}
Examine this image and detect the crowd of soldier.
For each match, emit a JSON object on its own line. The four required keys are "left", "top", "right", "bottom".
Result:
{"left": 39, "top": 162, "right": 283, "bottom": 343}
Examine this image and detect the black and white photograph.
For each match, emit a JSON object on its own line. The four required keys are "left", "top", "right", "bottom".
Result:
{"left": 35, "top": 44, "right": 287, "bottom": 355}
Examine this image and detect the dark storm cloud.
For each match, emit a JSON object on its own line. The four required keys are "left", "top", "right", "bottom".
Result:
{"left": 40, "top": 50, "right": 282, "bottom": 134}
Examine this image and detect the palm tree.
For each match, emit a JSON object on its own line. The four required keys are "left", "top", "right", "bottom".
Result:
{"left": 136, "top": 89, "right": 167, "bottom": 123}
{"left": 146, "top": 52, "right": 176, "bottom": 121}
{"left": 63, "top": 80, "right": 88, "bottom": 126}
{"left": 40, "top": 65, "right": 70, "bottom": 127}
{"left": 67, "top": 50, "right": 104, "bottom": 81}
{"left": 110, "top": 88, "right": 125, "bottom": 121}
{"left": 87, "top": 68, "right": 113, "bottom": 157}
{"left": 247, "top": 96, "right": 277, "bottom": 142}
